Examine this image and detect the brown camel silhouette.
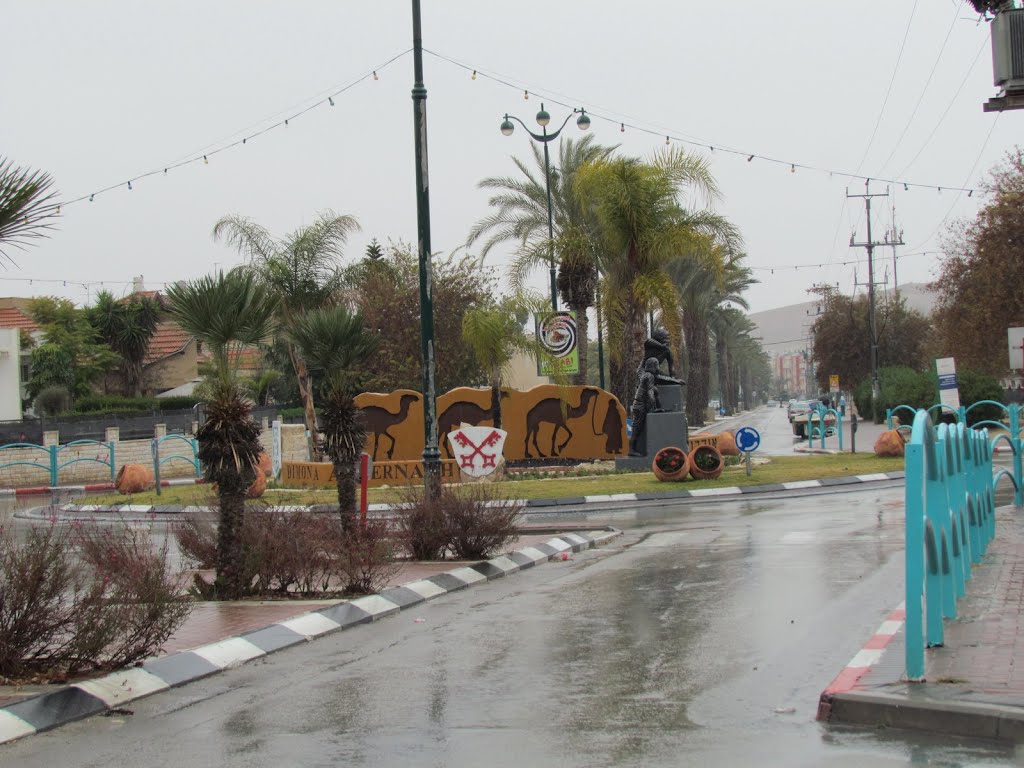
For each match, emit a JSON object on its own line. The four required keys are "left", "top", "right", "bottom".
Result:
{"left": 524, "top": 387, "right": 601, "bottom": 459}
{"left": 360, "top": 393, "right": 418, "bottom": 461}
{"left": 437, "top": 391, "right": 512, "bottom": 458}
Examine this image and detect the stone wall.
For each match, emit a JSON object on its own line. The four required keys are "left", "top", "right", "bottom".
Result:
{"left": 0, "top": 420, "right": 309, "bottom": 489}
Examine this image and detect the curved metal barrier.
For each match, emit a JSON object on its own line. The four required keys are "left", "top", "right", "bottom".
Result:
{"left": 808, "top": 402, "right": 843, "bottom": 450}
{"left": 0, "top": 440, "right": 114, "bottom": 487}
{"left": 151, "top": 434, "right": 200, "bottom": 495}
{"left": 904, "top": 410, "right": 1003, "bottom": 680}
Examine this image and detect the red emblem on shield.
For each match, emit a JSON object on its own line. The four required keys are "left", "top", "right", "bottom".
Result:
{"left": 447, "top": 426, "right": 508, "bottom": 478}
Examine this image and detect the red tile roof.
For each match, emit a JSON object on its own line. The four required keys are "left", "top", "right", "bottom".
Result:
{"left": 144, "top": 321, "right": 193, "bottom": 365}
{"left": 0, "top": 307, "right": 38, "bottom": 333}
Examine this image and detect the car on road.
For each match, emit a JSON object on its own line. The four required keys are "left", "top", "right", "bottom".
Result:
{"left": 767, "top": 399, "right": 777, "bottom": 407}
{"left": 787, "top": 399, "right": 809, "bottom": 422}
{"left": 789, "top": 399, "right": 837, "bottom": 438}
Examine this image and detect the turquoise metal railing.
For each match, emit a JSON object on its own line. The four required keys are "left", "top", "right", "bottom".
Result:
{"left": 151, "top": 434, "right": 200, "bottom": 496}
{"left": 808, "top": 402, "right": 843, "bottom": 450}
{"left": 904, "top": 410, "right": 1013, "bottom": 680}
{"left": 0, "top": 440, "right": 115, "bottom": 487}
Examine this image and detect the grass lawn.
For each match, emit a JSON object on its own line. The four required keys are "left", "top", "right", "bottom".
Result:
{"left": 84, "top": 453, "right": 903, "bottom": 508}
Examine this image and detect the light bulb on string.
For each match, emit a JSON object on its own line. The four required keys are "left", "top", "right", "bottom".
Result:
{"left": 620, "top": 123, "right": 625, "bottom": 133}
{"left": 89, "top": 194, "right": 94, "bottom": 202}
{"left": 523, "top": 89, "right": 529, "bottom": 100}
{"left": 471, "top": 70, "right": 477, "bottom": 80}
{"left": 285, "top": 119, "right": 289, "bottom": 126}
{"left": 203, "top": 155, "right": 208, "bottom": 165}
{"left": 127, "top": 181, "right": 132, "bottom": 190}
{"left": 242, "top": 138, "right": 246, "bottom": 144}
{"left": 328, "top": 97, "right": 334, "bottom": 106}
{"left": 373, "top": 71, "right": 378, "bottom": 80}
{"left": 904, "top": 183, "right": 909, "bottom": 191}
{"left": 790, "top": 164, "right": 795, "bottom": 173}
{"left": 968, "top": 190, "right": 973, "bottom": 198}
{"left": 747, "top": 155, "right": 754, "bottom": 162}
{"left": 938, "top": 187, "right": 942, "bottom": 194}
{"left": 56, "top": 206, "right": 60, "bottom": 214}
{"left": 665, "top": 136, "right": 670, "bottom": 145}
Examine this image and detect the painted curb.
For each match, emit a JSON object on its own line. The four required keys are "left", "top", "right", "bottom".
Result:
{"left": 19, "top": 471, "right": 908, "bottom": 520}
{"left": 816, "top": 602, "right": 906, "bottom": 722}
{"left": 0, "top": 528, "right": 621, "bottom": 746}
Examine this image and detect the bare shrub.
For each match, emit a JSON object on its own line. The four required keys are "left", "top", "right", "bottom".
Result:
{"left": 393, "top": 487, "right": 451, "bottom": 561}
{"left": 330, "top": 519, "right": 400, "bottom": 596}
{"left": 0, "top": 522, "right": 192, "bottom": 679}
{"left": 241, "top": 507, "right": 334, "bottom": 595}
{"left": 175, "top": 515, "right": 218, "bottom": 570}
{"left": 72, "top": 524, "right": 191, "bottom": 672}
{"left": 444, "top": 486, "right": 522, "bottom": 560}
{"left": 0, "top": 524, "right": 80, "bottom": 678}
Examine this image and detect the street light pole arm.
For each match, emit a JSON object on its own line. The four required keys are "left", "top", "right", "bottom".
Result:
{"left": 503, "top": 109, "right": 581, "bottom": 143}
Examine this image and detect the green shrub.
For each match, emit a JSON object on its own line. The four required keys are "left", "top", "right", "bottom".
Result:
{"left": 959, "top": 369, "right": 1006, "bottom": 427}
{"left": 854, "top": 366, "right": 934, "bottom": 423}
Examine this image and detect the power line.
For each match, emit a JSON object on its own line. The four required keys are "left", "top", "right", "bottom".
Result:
{"left": 853, "top": 0, "right": 920, "bottom": 175}
{"left": 425, "top": 48, "right": 978, "bottom": 195}
{"left": 877, "top": 2, "right": 962, "bottom": 175}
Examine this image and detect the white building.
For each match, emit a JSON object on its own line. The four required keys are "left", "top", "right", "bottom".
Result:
{"left": 0, "top": 328, "right": 22, "bottom": 421}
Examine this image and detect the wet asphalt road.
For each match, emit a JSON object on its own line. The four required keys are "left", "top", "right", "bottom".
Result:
{"left": 5, "top": 485, "right": 1020, "bottom": 767}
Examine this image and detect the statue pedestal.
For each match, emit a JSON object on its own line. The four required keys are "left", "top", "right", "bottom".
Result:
{"left": 614, "top": 409, "right": 689, "bottom": 472}
{"left": 658, "top": 384, "right": 683, "bottom": 412}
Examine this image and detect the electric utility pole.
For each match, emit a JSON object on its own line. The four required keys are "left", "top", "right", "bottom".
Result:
{"left": 884, "top": 215, "right": 905, "bottom": 296}
{"left": 848, "top": 180, "right": 889, "bottom": 422}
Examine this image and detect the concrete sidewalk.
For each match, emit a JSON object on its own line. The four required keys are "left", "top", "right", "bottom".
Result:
{"left": 821, "top": 504, "right": 1024, "bottom": 741}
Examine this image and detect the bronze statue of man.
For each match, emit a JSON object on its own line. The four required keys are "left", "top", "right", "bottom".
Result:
{"left": 638, "top": 327, "right": 683, "bottom": 385}
{"left": 629, "top": 357, "right": 662, "bottom": 456}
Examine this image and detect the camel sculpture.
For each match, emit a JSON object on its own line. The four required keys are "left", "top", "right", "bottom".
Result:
{"left": 524, "top": 387, "right": 601, "bottom": 459}
{"left": 360, "top": 393, "right": 418, "bottom": 461}
{"left": 437, "top": 391, "right": 512, "bottom": 458}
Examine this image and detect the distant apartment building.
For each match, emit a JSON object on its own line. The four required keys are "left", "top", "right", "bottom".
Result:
{"left": 770, "top": 352, "right": 808, "bottom": 398}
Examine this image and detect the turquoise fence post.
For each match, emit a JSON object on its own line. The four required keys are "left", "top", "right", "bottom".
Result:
{"left": 1013, "top": 404, "right": 1023, "bottom": 507}
{"left": 152, "top": 438, "right": 161, "bottom": 497}
{"left": 48, "top": 445, "right": 57, "bottom": 487}
{"left": 109, "top": 441, "right": 116, "bottom": 484}
{"left": 905, "top": 430, "right": 925, "bottom": 679}
{"left": 887, "top": 408, "right": 893, "bottom": 430}
{"left": 192, "top": 438, "right": 201, "bottom": 478}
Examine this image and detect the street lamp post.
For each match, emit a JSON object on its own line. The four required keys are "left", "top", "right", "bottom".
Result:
{"left": 411, "top": 0, "right": 440, "bottom": 497}
{"left": 499, "top": 104, "right": 591, "bottom": 312}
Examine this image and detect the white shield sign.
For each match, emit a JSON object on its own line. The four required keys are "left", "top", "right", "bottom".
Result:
{"left": 447, "top": 426, "right": 507, "bottom": 478}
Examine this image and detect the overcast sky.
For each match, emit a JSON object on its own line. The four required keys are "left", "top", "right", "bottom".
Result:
{"left": 2, "top": 1, "right": 1017, "bottom": 318}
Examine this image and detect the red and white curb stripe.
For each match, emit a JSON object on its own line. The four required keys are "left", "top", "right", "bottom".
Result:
{"left": 817, "top": 601, "right": 905, "bottom": 720}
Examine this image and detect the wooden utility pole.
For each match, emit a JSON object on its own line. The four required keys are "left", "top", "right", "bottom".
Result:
{"left": 848, "top": 180, "right": 890, "bottom": 422}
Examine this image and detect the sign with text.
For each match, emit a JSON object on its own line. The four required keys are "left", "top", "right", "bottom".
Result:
{"left": 935, "top": 357, "right": 961, "bottom": 411}
{"left": 271, "top": 420, "right": 282, "bottom": 479}
{"left": 536, "top": 310, "right": 579, "bottom": 376}
{"left": 1009, "top": 327, "right": 1024, "bottom": 370}
{"left": 280, "top": 459, "right": 460, "bottom": 489}
{"left": 829, "top": 374, "right": 840, "bottom": 393}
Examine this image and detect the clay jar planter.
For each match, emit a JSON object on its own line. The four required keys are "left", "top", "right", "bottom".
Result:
{"left": 652, "top": 446, "right": 690, "bottom": 482}
{"left": 689, "top": 444, "right": 724, "bottom": 481}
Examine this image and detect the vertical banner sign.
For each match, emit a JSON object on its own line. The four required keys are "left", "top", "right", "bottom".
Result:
{"left": 829, "top": 374, "right": 840, "bottom": 393}
{"left": 1008, "top": 327, "right": 1024, "bottom": 370}
{"left": 536, "top": 310, "right": 579, "bottom": 376}
{"left": 271, "top": 419, "right": 282, "bottom": 479}
{"left": 935, "top": 357, "right": 961, "bottom": 411}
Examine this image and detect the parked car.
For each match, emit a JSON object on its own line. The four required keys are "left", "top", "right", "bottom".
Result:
{"left": 787, "top": 400, "right": 809, "bottom": 422}
{"left": 767, "top": 399, "right": 777, "bottom": 408}
{"left": 790, "top": 400, "right": 837, "bottom": 438}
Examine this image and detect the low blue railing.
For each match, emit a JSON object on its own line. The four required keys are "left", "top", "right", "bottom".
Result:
{"left": 0, "top": 440, "right": 115, "bottom": 487}
{"left": 151, "top": 434, "right": 200, "bottom": 496}
{"left": 904, "top": 410, "right": 1017, "bottom": 680}
{"left": 807, "top": 402, "right": 843, "bottom": 450}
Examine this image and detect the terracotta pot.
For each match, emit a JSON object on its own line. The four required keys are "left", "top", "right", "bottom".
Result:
{"left": 247, "top": 472, "right": 267, "bottom": 498}
{"left": 115, "top": 464, "right": 154, "bottom": 495}
{"left": 717, "top": 431, "right": 740, "bottom": 456}
{"left": 257, "top": 452, "right": 273, "bottom": 477}
{"left": 652, "top": 446, "right": 690, "bottom": 482}
{"left": 689, "top": 445, "right": 724, "bottom": 481}
{"left": 874, "top": 429, "right": 905, "bottom": 458}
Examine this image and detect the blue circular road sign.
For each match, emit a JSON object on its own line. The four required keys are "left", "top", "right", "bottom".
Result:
{"left": 735, "top": 427, "right": 761, "bottom": 453}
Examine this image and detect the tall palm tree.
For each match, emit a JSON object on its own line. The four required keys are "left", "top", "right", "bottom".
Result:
{"left": 88, "top": 290, "right": 162, "bottom": 396}
{"left": 574, "top": 148, "right": 735, "bottom": 406}
{"left": 469, "top": 135, "right": 615, "bottom": 386}
{"left": 0, "top": 157, "right": 60, "bottom": 266}
{"left": 213, "top": 211, "right": 360, "bottom": 458}
{"left": 461, "top": 294, "right": 559, "bottom": 430}
{"left": 713, "top": 308, "right": 759, "bottom": 413}
{"left": 671, "top": 249, "right": 753, "bottom": 425}
{"left": 287, "top": 305, "right": 379, "bottom": 531}
{"left": 165, "top": 271, "right": 277, "bottom": 599}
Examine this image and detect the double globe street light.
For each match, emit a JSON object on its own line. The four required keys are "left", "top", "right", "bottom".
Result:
{"left": 499, "top": 104, "right": 591, "bottom": 312}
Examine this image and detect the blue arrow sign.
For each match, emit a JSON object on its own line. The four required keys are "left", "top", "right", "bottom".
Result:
{"left": 735, "top": 427, "right": 761, "bottom": 453}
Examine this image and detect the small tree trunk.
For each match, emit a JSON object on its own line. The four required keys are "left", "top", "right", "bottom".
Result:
{"left": 287, "top": 345, "right": 321, "bottom": 461}
{"left": 568, "top": 302, "right": 590, "bottom": 387}
{"left": 334, "top": 460, "right": 358, "bottom": 532}
{"left": 215, "top": 479, "right": 248, "bottom": 599}
{"left": 683, "top": 310, "right": 710, "bottom": 426}
{"left": 490, "top": 382, "right": 502, "bottom": 430}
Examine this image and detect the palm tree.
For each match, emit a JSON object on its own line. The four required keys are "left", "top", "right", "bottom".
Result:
{"left": 469, "top": 135, "right": 615, "bottom": 386}
{"left": 0, "top": 157, "right": 60, "bottom": 266}
{"left": 461, "top": 295, "right": 558, "bottom": 430}
{"left": 671, "top": 249, "right": 753, "bottom": 425}
{"left": 574, "top": 147, "right": 736, "bottom": 407}
{"left": 287, "top": 305, "right": 378, "bottom": 531}
{"left": 713, "top": 309, "right": 760, "bottom": 413}
{"left": 88, "top": 291, "right": 162, "bottom": 396}
{"left": 165, "top": 271, "right": 278, "bottom": 599}
{"left": 212, "top": 211, "right": 360, "bottom": 458}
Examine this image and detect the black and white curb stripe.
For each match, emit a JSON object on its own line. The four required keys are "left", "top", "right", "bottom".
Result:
{"left": 0, "top": 529, "right": 619, "bottom": 745}
{"left": 520, "top": 471, "right": 905, "bottom": 508}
